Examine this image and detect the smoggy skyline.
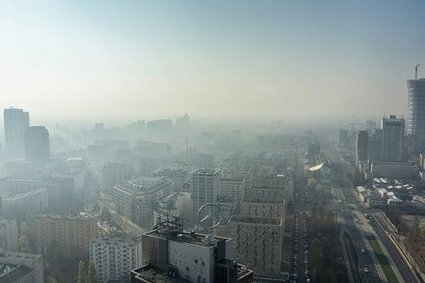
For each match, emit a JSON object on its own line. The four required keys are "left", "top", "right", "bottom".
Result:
{"left": 0, "top": 0, "right": 425, "bottom": 120}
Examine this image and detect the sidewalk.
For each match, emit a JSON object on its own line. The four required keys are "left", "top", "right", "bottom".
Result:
{"left": 378, "top": 213, "right": 425, "bottom": 282}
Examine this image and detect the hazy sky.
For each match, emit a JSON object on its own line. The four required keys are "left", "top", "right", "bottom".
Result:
{"left": 1, "top": 0, "right": 425, "bottom": 121}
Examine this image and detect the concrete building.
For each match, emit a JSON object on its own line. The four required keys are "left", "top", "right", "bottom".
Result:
{"left": 130, "top": 216, "right": 253, "bottom": 283}
{"left": 238, "top": 201, "right": 284, "bottom": 219}
{"left": 219, "top": 177, "right": 245, "bottom": 201}
{"left": 113, "top": 177, "right": 173, "bottom": 229}
{"left": 102, "top": 163, "right": 134, "bottom": 192}
{"left": 89, "top": 237, "right": 143, "bottom": 283}
{"left": 2, "top": 189, "right": 48, "bottom": 217}
{"left": 3, "top": 108, "right": 30, "bottom": 160}
{"left": 371, "top": 161, "right": 418, "bottom": 179}
{"left": 153, "top": 168, "right": 189, "bottom": 192}
{"left": 24, "top": 126, "right": 49, "bottom": 161}
{"left": 355, "top": 130, "right": 368, "bottom": 165}
{"left": 408, "top": 77, "right": 425, "bottom": 150}
{"left": 189, "top": 169, "right": 221, "bottom": 225}
{"left": 0, "top": 178, "right": 63, "bottom": 212}
{"left": 381, "top": 115, "right": 406, "bottom": 161}
{"left": 218, "top": 216, "right": 283, "bottom": 279}
{"left": 368, "top": 129, "right": 383, "bottom": 161}
{"left": 0, "top": 219, "right": 18, "bottom": 251}
{"left": 34, "top": 214, "right": 97, "bottom": 260}
{"left": 244, "top": 183, "right": 285, "bottom": 204}
{"left": 0, "top": 251, "right": 43, "bottom": 283}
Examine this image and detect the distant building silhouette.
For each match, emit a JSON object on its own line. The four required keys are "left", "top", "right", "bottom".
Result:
{"left": 3, "top": 107, "right": 29, "bottom": 160}
{"left": 355, "top": 130, "right": 368, "bottom": 165}
{"left": 338, "top": 129, "right": 349, "bottom": 147}
{"left": 146, "top": 119, "right": 172, "bottom": 136}
{"left": 367, "top": 129, "right": 382, "bottom": 161}
{"left": 24, "top": 126, "right": 50, "bottom": 161}
{"left": 381, "top": 115, "right": 406, "bottom": 161}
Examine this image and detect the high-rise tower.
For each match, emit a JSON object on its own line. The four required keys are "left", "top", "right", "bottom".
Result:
{"left": 24, "top": 126, "right": 50, "bottom": 161}
{"left": 407, "top": 65, "right": 425, "bottom": 150}
{"left": 3, "top": 107, "right": 29, "bottom": 160}
{"left": 381, "top": 115, "right": 406, "bottom": 161}
{"left": 355, "top": 130, "right": 368, "bottom": 165}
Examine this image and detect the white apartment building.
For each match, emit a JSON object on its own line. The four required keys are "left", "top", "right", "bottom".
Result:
{"left": 89, "top": 237, "right": 142, "bottom": 283}
{"left": 190, "top": 169, "right": 221, "bottom": 225}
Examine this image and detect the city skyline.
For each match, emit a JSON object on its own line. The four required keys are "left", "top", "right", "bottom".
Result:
{"left": 0, "top": 1, "right": 424, "bottom": 120}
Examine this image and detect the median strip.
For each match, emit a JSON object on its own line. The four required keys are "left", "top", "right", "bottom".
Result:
{"left": 367, "top": 235, "right": 399, "bottom": 283}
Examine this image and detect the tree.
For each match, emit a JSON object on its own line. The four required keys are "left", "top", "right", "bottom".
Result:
{"left": 87, "top": 261, "right": 97, "bottom": 283}
{"left": 77, "top": 260, "right": 86, "bottom": 283}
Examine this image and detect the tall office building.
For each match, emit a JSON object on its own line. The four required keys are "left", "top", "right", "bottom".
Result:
{"left": 355, "top": 130, "right": 369, "bottom": 165}
{"left": 3, "top": 108, "right": 29, "bottom": 160}
{"left": 24, "top": 126, "right": 50, "bottom": 161}
{"left": 189, "top": 169, "right": 221, "bottom": 225}
{"left": 368, "top": 129, "right": 382, "bottom": 161}
{"left": 408, "top": 77, "right": 425, "bottom": 150}
{"left": 381, "top": 115, "right": 406, "bottom": 162}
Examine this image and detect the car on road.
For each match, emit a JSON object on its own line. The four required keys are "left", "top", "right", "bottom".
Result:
{"left": 364, "top": 267, "right": 369, "bottom": 273}
{"left": 361, "top": 248, "right": 365, "bottom": 254}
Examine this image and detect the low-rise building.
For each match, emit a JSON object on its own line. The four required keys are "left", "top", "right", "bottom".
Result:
{"left": 130, "top": 216, "right": 253, "bottom": 283}
{"left": 0, "top": 251, "right": 43, "bottom": 283}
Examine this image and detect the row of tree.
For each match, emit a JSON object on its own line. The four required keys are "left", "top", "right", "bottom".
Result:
{"left": 78, "top": 260, "right": 97, "bottom": 283}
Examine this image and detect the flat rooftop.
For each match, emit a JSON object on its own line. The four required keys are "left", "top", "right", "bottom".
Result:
{"left": 231, "top": 215, "right": 282, "bottom": 225}
{"left": 0, "top": 251, "right": 42, "bottom": 261}
{"left": 0, "top": 264, "right": 31, "bottom": 283}
{"left": 146, "top": 229, "right": 230, "bottom": 248}
{"left": 131, "top": 265, "right": 190, "bottom": 283}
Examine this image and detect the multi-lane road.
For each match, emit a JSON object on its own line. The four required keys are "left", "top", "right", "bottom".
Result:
{"left": 327, "top": 150, "right": 420, "bottom": 283}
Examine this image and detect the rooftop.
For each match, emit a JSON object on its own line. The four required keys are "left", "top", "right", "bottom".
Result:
{"left": 230, "top": 215, "right": 282, "bottom": 225}
{"left": 0, "top": 264, "right": 31, "bottom": 283}
{"left": 131, "top": 265, "right": 190, "bottom": 283}
{"left": 0, "top": 251, "right": 41, "bottom": 261}
{"left": 115, "top": 177, "right": 171, "bottom": 194}
{"left": 146, "top": 229, "right": 230, "bottom": 248}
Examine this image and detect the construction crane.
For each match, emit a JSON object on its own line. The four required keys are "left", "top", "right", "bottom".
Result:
{"left": 415, "top": 64, "right": 420, "bottom": 80}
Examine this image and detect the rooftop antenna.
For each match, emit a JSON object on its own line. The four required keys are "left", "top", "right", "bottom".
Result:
{"left": 415, "top": 64, "right": 420, "bottom": 80}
